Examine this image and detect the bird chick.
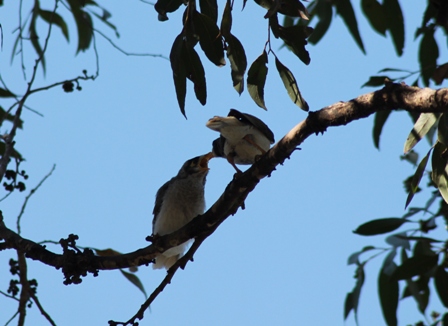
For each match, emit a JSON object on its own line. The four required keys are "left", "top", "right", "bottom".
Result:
{"left": 152, "top": 152, "right": 213, "bottom": 269}
{"left": 206, "top": 109, "right": 275, "bottom": 173}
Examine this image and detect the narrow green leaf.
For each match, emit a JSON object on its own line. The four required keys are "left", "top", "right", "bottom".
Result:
{"left": 434, "top": 265, "right": 448, "bottom": 308}
{"left": 193, "top": 10, "right": 225, "bottom": 66}
{"left": 431, "top": 142, "right": 448, "bottom": 203}
{"left": 419, "top": 27, "right": 439, "bottom": 86}
{"left": 362, "top": 75, "right": 391, "bottom": 88}
{"left": 334, "top": 0, "right": 365, "bottom": 54}
{"left": 275, "top": 57, "right": 308, "bottom": 111}
{"left": 392, "top": 254, "right": 438, "bottom": 280}
{"left": 226, "top": 34, "right": 247, "bottom": 95}
{"left": 170, "top": 34, "right": 187, "bottom": 117}
{"left": 437, "top": 113, "right": 448, "bottom": 146}
{"left": 199, "top": 0, "right": 218, "bottom": 23}
{"left": 432, "top": 62, "right": 448, "bottom": 85}
{"left": 353, "top": 218, "right": 407, "bottom": 236}
{"left": 403, "top": 113, "right": 438, "bottom": 153}
{"left": 29, "top": 7, "right": 46, "bottom": 73}
{"left": 344, "top": 291, "right": 354, "bottom": 320}
{"left": 154, "top": 0, "right": 184, "bottom": 21}
{"left": 307, "top": 0, "right": 332, "bottom": 45}
{"left": 0, "top": 142, "right": 23, "bottom": 160}
{"left": 270, "top": 15, "right": 313, "bottom": 65}
{"left": 220, "top": 0, "right": 232, "bottom": 37}
{"left": 405, "top": 148, "right": 432, "bottom": 208}
{"left": 39, "top": 9, "right": 69, "bottom": 41}
{"left": 120, "top": 269, "right": 147, "bottom": 298}
{"left": 372, "top": 110, "right": 391, "bottom": 149}
{"left": 0, "top": 88, "right": 16, "bottom": 98}
{"left": 91, "top": 11, "right": 120, "bottom": 38}
{"left": 247, "top": 51, "right": 268, "bottom": 110}
{"left": 347, "top": 246, "right": 376, "bottom": 265}
{"left": 67, "top": 0, "right": 94, "bottom": 53}
{"left": 378, "top": 262, "right": 398, "bottom": 326}
{"left": 384, "top": 0, "right": 404, "bottom": 56}
{"left": 0, "top": 106, "right": 23, "bottom": 129}
{"left": 443, "top": 313, "right": 448, "bottom": 325}
{"left": 386, "top": 232, "right": 410, "bottom": 250}
{"left": 361, "top": 0, "right": 387, "bottom": 35}
{"left": 403, "top": 276, "right": 430, "bottom": 314}
{"left": 185, "top": 45, "right": 207, "bottom": 106}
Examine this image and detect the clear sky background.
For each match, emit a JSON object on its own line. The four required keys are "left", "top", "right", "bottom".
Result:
{"left": 1, "top": 1, "right": 447, "bottom": 325}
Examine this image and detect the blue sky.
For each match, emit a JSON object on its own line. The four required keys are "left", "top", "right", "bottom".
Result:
{"left": 1, "top": 1, "right": 447, "bottom": 325}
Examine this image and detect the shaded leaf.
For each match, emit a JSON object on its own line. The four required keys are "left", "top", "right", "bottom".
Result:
{"left": 384, "top": 0, "right": 404, "bottom": 56}
{"left": 379, "top": 260, "right": 398, "bottom": 326}
{"left": 334, "top": 0, "right": 365, "bottom": 54}
{"left": 91, "top": 11, "right": 120, "bottom": 38}
{"left": 0, "top": 107, "right": 23, "bottom": 129}
{"left": 170, "top": 33, "right": 188, "bottom": 116}
{"left": 437, "top": 112, "right": 448, "bottom": 146}
{"left": 199, "top": 0, "right": 218, "bottom": 23}
{"left": 431, "top": 141, "right": 448, "bottom": 203}
{"left": 39, "top": 9, "right": 69, "bottom": 41}
{"left": 347, "top": 246, "right": 376, "bottom": 265}
{"left": 0, "top": 88, "right": 16, "bottom": 98}
{"left": 434, "top": 265, "right": 448, "bottom": 308}
{"left": 405, "top": 148, "right": 432, "bottom": 208}
{"left": 67, "top": 0, "right": 93, "bottom": 53}
{"left": 193, "top": 10, "right": 225, "bottom": 66}
{"left": 275, "top": 57, "right": 308, "bottom": 111}
{"left": 400, "top": 150, "right": 419, "bottom": 166}
{"left": 0, "top": 142, "right": 23, "bottom": 160}
{"left": 392, "top": 254, "right": 438, "bottom": 280}
{"left": 247, "top": 51, "right": 268, "bottom": 110}
{"left": 226, "top": 34, "right": 247, "bottom": 95}
{"left": 154, "top": 0, "right": 184, "bottom": 21}
{"left": 353, "top": 218, "right": 408, "bottom": 236}
{"left": 419, "top": 27, "right": 439, "bottom": 86}
{"left": 185, "top": 45, "right": 207, "bottom": 106}
{"left": 220, "top": 0, "right": 232, "bottom": 37}
{"left": 344, "top": 264, "right": 365, "bottom": 321}
{"left": 362, "top": 75, "right": 391, "bottom": 88}
{"left": 361, "top": 0, "right": 387, "bottom": 35}
{"left": 402, "top": 276, "right": 430, "bottom": 314}
{"left": 270, "top": 15, "right": 313, "bottom": 65}
{"left": 433, "top": 62, "right": 448, "bottom": 85}
{"left": 29, "top": 6, "right": 46, "bottom": 73}
{"left": 373, "top": 110, "right": 391, "bottom": 149}
{"left": 386, "top": 232, "right": 410, "bottom": 250}
{"left": 263, "top": 0, "right": 309, "bottom": 20}
{"left": 120, "top": 269, "right": 147, "bottom": 298}
{"left": 307, "top": 0, "right": 332, "bottom": 44}
{"left": 404, "top": 113, "right": 438, "bottom": 153}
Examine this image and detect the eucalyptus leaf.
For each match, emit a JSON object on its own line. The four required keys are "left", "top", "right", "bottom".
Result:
{"left": 247, "top": 51, "right": 268, "bottom": 110}
{"left": 275, "top": 57, "right": 308, "bottom": 111}
{"left": 403, "top": 113, "right": 438, "bottom": 154}
{"left": 353, "top": 218, "right": 408, "bottom": 236}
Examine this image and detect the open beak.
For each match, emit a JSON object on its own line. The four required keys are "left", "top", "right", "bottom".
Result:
{"left": 199, "top": 152, "right": 214, "bottom": 170}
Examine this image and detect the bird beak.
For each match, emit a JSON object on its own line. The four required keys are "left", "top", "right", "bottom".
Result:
{"left": 205, "top": 117, "right": 224, "bottom": 131}
{"left": 199, "top": 152, "right": 214, "bottom": 170}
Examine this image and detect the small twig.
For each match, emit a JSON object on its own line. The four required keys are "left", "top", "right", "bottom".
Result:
{"left": 29, "top": 291, "right": 56, "bottom": 326}
{"left": 109, "top": 236, "right": 206, "bottom": 325}
{"left": 139, "top": 0, "right": 155, "bottom": 5}
{"left": 17, "top": 251, "right": 29, "bottom": 326}
{"left": 0, "top": 290, "right": 20, "bottom": 301}
{"left": 18, "top": 0, "right": 26, "bottom": 80}
{"left": 4, "top": 311, "right": 19, "bottom": 326}
{"left": 17, "top": 164, "right": 56, "bottom": 234}
{"left": 93, "top": 28, "right": 169, "bottom": 60}
{"left": 0, "top": 191, "right": 12, "bottom": 202}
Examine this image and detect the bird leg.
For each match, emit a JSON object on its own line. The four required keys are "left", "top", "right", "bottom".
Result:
{"left": 226, "top": 152, "right": 242, "bottom": 174}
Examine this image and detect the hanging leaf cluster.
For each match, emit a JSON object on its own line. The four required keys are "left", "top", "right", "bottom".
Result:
{"left": 346, "top": 191, "right": 448, "bottom": 326}
{"left": 157, "top": 0, "right": 312, "bottom": 116}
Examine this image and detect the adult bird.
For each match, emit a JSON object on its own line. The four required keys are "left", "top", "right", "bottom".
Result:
{"left": 152, "top": 152, "right": 213, "bottom": 270}
{"left": 206, "top": 109, "right": 275, "bottom": 173}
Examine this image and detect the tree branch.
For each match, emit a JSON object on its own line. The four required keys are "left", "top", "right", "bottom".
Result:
{"left": 0, "top": 83, "right": 447, "bottom": 320}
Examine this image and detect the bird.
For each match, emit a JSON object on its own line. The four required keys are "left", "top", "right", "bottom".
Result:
{"left": 206, "top": 109, "right": 275, "bottom": 173}
{"left": 152, "top": 152, "right": 213, "bottom": 270}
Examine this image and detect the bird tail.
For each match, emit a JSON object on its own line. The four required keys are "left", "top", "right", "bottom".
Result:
{"left": 152, "top": 254, "right": 180, "bottom": 270}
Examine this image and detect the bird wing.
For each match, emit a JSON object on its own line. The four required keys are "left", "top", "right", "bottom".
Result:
{"left": 228, "top": 109, "right": 275, "bottom": 143}
{"left": 152, "top": 178, "right": 173, "bottom": 229}
{"left": 212, "top": 136, "right": 226, "bottom": 158}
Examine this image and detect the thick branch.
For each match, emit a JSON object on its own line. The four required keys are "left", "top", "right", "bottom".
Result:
{"left": 0, "top": 83, "right": 447, "bottom": 274}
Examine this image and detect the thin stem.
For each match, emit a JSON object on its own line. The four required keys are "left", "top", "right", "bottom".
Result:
{"left": 93, "top": 28, "right": 169, "bottom": 60}
{"left": 17, "top": 164, "right": 56, "bottom": 234}
{"left": 29, "top": 292, "right": 57, "bottom": 326}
